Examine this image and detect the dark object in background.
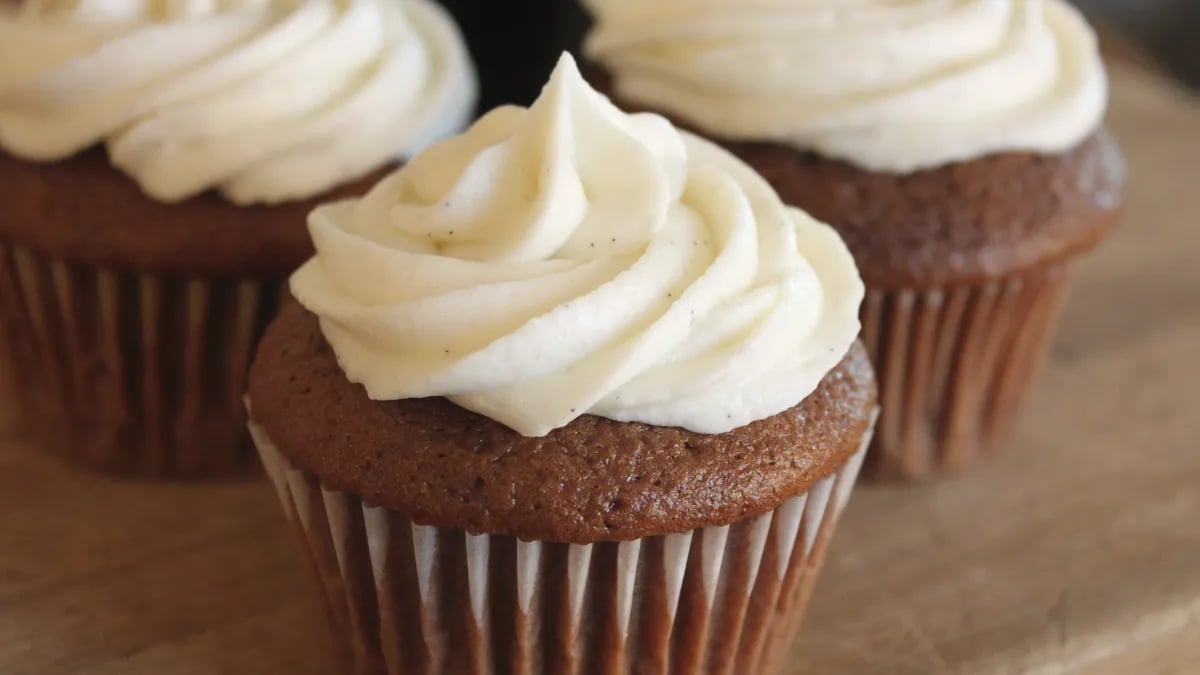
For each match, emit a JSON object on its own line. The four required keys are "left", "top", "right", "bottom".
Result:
{"left": 1077, "top": 0, "right": 1200, "bottom": 87}
{"left": 434, "top": 0, "right": 590, "bottom": 111}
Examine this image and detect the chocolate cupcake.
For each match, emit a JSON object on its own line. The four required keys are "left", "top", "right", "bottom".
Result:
{"left": 247, "top": 55, "right": 877, "bottom": 674}
{"left": 0, "top": 0, "right": 477, "bottom": 478}
{"left": 583, "top": 0, "right": 1125, "bottom": 480}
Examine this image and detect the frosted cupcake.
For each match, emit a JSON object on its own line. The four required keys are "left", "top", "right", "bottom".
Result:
{"left": 247, "top": 55, "right": 876, "bottom": 674}
{"left": 584, "top": 0, "right": 1125, "bottom": 480}
{"left": 0, "top": 0, "right": 477, "bottom": 477}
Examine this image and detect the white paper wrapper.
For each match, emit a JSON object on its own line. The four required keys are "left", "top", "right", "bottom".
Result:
{"left": 860, "top": 263, "right": 1073, "bottom": 480}
{"left": 249, "top": 413, "right": 874, "bottom": 675}
{"left": 0, "top": 240, "right": 286, "bottom": 477}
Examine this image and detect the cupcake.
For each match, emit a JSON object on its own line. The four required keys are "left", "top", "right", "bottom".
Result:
{"left": 0, "top": 0, "right": 477, "bottom": 477}
{"left": 583, "top": 0, "right": 1126, "bottom": 480}
{"left": 247, "top": 55, "right": 876, "bottom": 674}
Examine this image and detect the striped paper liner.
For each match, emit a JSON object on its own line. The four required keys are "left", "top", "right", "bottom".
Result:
{"left": 249, "top": 412, "right": 875, "bottom": 675}
{"left": 0, "top": 240, "right": 286, "bottom": 478}
{"left": 860, "top": 263, "right": 1073, "bottom": 480}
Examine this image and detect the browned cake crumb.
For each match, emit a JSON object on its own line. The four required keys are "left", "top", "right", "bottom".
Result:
{"left": 249, "top": 301, "right": 877, "bottom": 544}
{"left": 0, "top": 148, "right": 392, "bottom": 277}
{"left": 723, "top": 133, "right": 1123, "bottom": 287}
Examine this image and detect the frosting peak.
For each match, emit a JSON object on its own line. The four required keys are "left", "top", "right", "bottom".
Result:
{"left": 585, "top": 0, "right": 1108, "bottom": 173}
{"left": 291, "top": 55, "right": 864, "bottom": 437}
{"left": 0, "top": 0, "right": 477, "bottom": 204}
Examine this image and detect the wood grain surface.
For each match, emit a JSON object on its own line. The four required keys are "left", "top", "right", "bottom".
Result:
{"left": 0, "top": 64, "right": 1197, "bottom": 675}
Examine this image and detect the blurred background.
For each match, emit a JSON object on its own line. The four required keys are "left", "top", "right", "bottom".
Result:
{"left": 1078, "top": 0, "right": 1200, "bottom": 85}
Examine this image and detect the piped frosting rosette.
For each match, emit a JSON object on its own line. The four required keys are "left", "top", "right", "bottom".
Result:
{"left": 291, "top": 55, "right": 864, "bottom": 437}
{"left": 0, "top": 0, "right": 477, "bottom": 203}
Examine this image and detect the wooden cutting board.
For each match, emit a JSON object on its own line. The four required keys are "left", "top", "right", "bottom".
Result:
{"left": 0, "top": 64, "right": 1197, "bottom": 675}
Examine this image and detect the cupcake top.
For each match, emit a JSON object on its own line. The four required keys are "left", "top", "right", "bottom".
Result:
{"left": 289, "top": 54, "right": 865, "bottom": 438}
{"left": 584, "top": 0, "right": 1107, "bottom": 173}
{"left": 250, "top": 303, "right": 875, "bottom": 541}
{"left": 0, "top": 0, "right": 477, "bottom": 204}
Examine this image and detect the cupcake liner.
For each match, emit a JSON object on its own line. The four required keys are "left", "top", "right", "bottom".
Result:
{"left": 0, "top": 328, "right": 18, "bottom": 436}
{"left": 249, "top": 412, "right": 874, "bottom": 675}
{"left": 860, "top": 262, "right": 1073, "bottom": 480}
{"left": 0, "top": 240, "right": 286, "bottom": 478}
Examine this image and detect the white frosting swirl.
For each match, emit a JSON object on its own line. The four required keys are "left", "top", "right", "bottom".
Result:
{"left": 291, "top": 55, "right": 864, "bottom": 437}
{"left": 584, "top": 0, "right": 1107, "bottom": 173}
{"left": 0, "top": 0, "right": 477, "bottom": 204}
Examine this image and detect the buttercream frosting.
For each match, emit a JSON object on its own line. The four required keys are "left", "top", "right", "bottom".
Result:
{"left": 584, "top": 0, "right": 1107, "bottom": 173}
{"left": 291, "top": 55, "right": 864, "bottom": 437}
{"left": 0, "top": 0, "right": 477, "bottom": 204}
